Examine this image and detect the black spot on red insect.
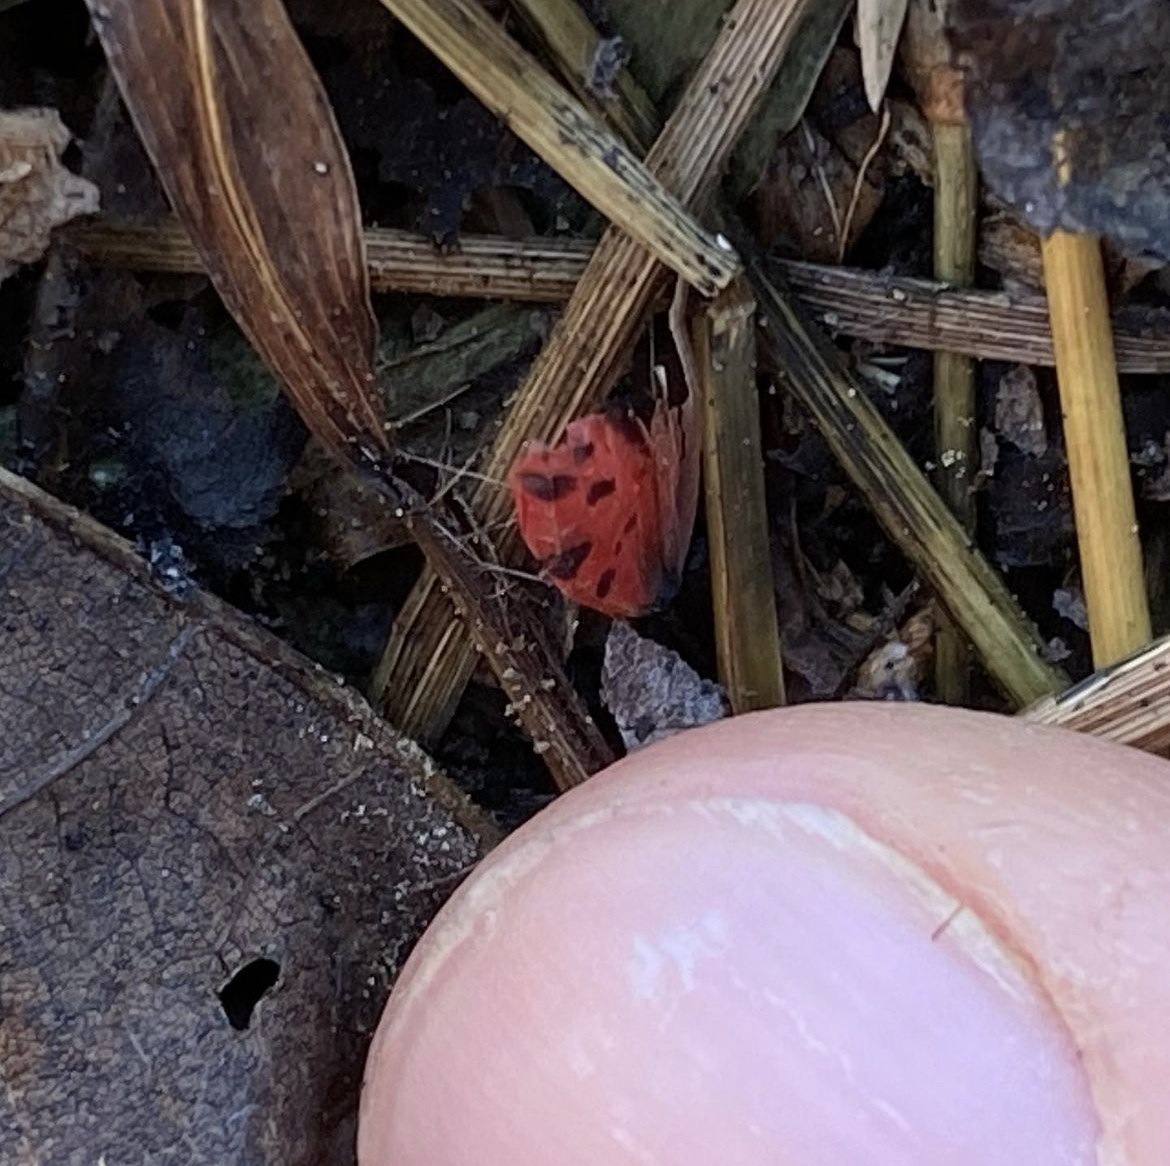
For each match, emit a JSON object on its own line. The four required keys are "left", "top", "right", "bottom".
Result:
{"left": 519, "top": 471, "right": 578, "bottom": 502}
{"left": 572, "top": 441, "right": 595, "bottom": 465}
{"left": 622, "top": 514, "right": 638, "bottom": 535}
{"left": 544, "top": 542, "right": 592, "bottom": 580}
{"left": 596, "top": 567, "right": 616, "bottom": 600}
{"left": 586, "top": 478, "right": 616, "bottom": 506}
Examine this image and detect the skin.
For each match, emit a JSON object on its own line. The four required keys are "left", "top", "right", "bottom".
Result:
{"left": 359, "top": 703, "right": 1170, "bottom": 1166}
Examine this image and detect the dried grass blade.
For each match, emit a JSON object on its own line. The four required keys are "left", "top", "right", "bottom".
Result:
{"left": 85, "top": 0, "right": 385, "bottom": 457}
{"left": 696, "top": 280, "right": 786, "bottom": 712}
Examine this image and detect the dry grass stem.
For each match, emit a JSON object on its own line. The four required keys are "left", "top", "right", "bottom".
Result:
{"left": 1042, "top": 229, "right": 1152, "bottom": 668}
{"left": 930, "top": 117, "right": 979, "bottom": 703}
{"left": 506, "top": 0, "right": 659, "bottom": 151}
{"left": 697, "top": 279, "right": 786, "bottom": 712}
{"left": 1023, "top": 634, "right": 1170, "bottom": 755}
{"left": 69, "top": 220, "right": 1170, "bottom": 373}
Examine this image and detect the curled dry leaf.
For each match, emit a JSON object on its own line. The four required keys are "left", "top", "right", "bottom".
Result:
{"left": 0, "top": 107, "right": 99, "bottom": 283}
{"left": 84, "top": 0, "right": 385, "bottom": 458}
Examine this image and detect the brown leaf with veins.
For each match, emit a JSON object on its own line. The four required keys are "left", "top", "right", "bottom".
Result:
{"left": 0, "top": 467, "right": 496, "bottom": 1165}
{"left": 84, "top": 0, "right": 386, "bottom": 457}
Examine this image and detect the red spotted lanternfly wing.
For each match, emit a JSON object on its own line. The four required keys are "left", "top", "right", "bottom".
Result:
{"left": 508, "top": 280, "right": 702, "bottom": 619}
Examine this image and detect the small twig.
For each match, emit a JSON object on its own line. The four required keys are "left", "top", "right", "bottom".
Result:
{"left": 391, "top": 382, "right": 478, "bottom": 428}
{"left": 390, "top": 478, "right": 614, "bottom": 789}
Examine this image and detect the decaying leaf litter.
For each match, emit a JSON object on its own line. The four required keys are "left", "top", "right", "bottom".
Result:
{"left": 8, "top": 0, "right": 1170, "bottom": 1159}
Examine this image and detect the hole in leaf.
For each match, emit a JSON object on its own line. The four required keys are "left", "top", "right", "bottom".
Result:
{"left": 218, "top": 958, "right": 280, "bottom": 1031}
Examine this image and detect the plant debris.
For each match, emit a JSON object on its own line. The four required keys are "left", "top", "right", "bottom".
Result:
{"left": 601, "top": 620, "right": 727, "bottom": 751}
{"left": 0, "top": 106, "right": 98, "bottom": 282}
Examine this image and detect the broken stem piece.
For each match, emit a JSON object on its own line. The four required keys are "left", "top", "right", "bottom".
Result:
{"left": 1041, "top": 229, "right": 1152, "bottom": 667}
{"left": 374, "top": 0, "right": 737, "bottom": 296}
{"left": 506, "top": 0, "right": 659, "bottom": 152}
{"left": 696, "top": 279, "right": 786, "bottom": 712}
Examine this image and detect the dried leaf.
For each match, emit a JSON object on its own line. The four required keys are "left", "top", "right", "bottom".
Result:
{"left": 0, "top": 107, "right": 99, "bottom": 283}
{"left": 601, "top": 621, "right": 727, "bottom": 751}
{"left": 852, "top": 604, "right": 935, "bottom": 700}
{"left": 857, "top": 0, "right": 910, "bottom": 111}
{"left": 0, "top": 467, "right": 495, "bottom": 1165}
{"left": 85, "top": 0, "right": 385, "bottom": 457}
{"left": 755, "top": 50, "right": 887, "bottom": 262}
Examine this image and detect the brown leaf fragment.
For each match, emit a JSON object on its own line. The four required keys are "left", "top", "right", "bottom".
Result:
{"left": 0, "top": 107, "right": 99, "bottom": 283}
{"left": 0, "top": 467, "right": 496, "bottom": 1166}
{"left": 755, "top": 50, "right": 887, "bottom": 263}
{"left": 852, "top": 604, "right": 935, "bottom": 701}
{"left": 84, "top": 0, "right": 386, "bottom": 457}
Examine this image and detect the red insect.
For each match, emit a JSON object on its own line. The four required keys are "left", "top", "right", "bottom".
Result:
{"left": 508, "top": 282, "right": 702, "bottom": 619}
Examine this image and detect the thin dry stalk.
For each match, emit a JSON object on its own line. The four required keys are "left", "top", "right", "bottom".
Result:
{"left": 506, "top": 0, "right": 659, "bottom": 151}
{"left": 902, "top": 6, "right": 979, "bottom": 702}
{"left": 744, "top": 239, "right": 1066, "bottom": 706}
{"left": 1042, "top": 229, "right": 1152, "bottom": 667}
{"left": 373, "top": 0, "right": 818, "bottom": 741}
{"left": 930, "top": 116, "right": 979, "bottom": 703}
{"left": 374, "top": 0, "right": 736, "bottom": 296}
{"left": 69, "top": 220, "right": 1170, "bottom": 372}
{"left": 1023, "top": 634, "right": 1170, "bottom": 755}
{"left": 696, "top": 279, "right": 786, "bottom": 712}
{"left": 782, "top": 262, "right": 1170, "bottom": 373}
